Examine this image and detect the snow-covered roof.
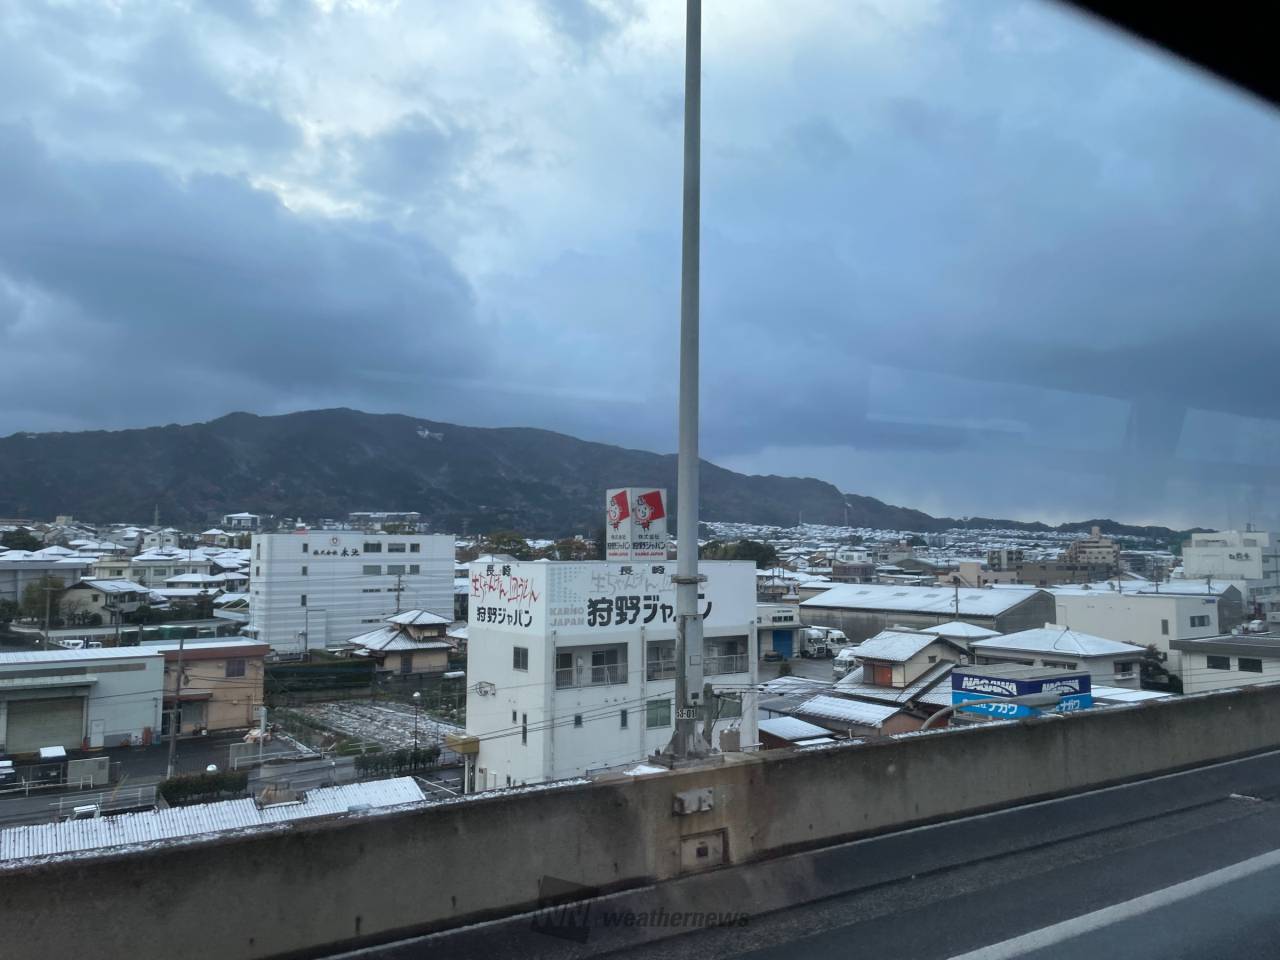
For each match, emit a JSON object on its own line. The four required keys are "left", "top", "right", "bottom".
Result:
{"left": 0, "top": 647, "right": 161, "bottom": 665}
{"left": 795, "top": 695, "right": 902, "bottom": 728}
{"left": 758, "top": 675, "right": 829, "bottom": 696}
{"left": 1090, "top": 684, "right": 1173, "bottom": 703}
{"left": 800, "top": 583, "right": 1043, "bottom": 617}
{"left": 972, "top": 627, "right": 1145, "bottom": 658}
{"left": 758, "top": 716, "right": 832, "bottom": 742}
{"left": 0, "top": 778, "right": 425, "bottom": 864}
{"left": 852, "top": 629, "right": 945, "bottom": 663}
{"left": 75, "top": 579, "right": 150, "bottom": 594}
{"left": 920, "top": 620, "right": 1002, "bottom": 640}
{"left": 385, "top": 609, "right": 450, "bottom": 627}
{"left": 345, "top": 626, "right": 451, "bottom": 653}
{"left": 835, "top": 660, "right": 954, "bottom": 705}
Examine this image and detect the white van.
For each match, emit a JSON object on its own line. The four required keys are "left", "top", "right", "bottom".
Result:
{"left": 832, "top": 647, "right": 861, "bottom": 680}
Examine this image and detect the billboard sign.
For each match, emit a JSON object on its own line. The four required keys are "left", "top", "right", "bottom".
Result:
{"left": 468, "top": 560, "right": 756, "bottom": 637}
{"left": 605, "top": 488, "right": 668, "bottom": 561}
{"left": 952, "top": 690, "right": 1093, "bottom": 718}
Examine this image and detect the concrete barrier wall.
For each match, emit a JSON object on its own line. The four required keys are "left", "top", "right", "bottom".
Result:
{"left": 5, "top": 682, "right": 1280, "bottom": 960}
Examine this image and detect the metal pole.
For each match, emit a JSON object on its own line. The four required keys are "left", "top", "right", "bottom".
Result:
{"left": 42, "top": 581, "right": 54, "bottom": 651}
{"left": 165, "top": 632, "right": 187, "bottom": 780}
{"left": 671, "top": 0, "right": 704, "bottom": 761}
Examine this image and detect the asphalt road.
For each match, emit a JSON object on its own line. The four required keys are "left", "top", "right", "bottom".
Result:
{"left": 341, "top": 748, "right": 1280, "bottom": 960}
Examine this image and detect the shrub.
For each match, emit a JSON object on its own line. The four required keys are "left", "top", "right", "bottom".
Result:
{"left": 159, "top": 770, "right": 250, "bottom": 806}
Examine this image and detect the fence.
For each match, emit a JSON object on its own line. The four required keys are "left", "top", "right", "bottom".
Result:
{"left": 50, "top": 785, "right": 157, "bottom": 820}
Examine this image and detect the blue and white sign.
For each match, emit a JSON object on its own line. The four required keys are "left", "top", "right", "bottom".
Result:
{"left": 952, "top": 689, "right": 1094, "bottom": 717}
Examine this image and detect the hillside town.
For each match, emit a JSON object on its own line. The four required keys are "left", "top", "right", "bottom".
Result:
{"left": 1, "top": 499, "right": 1275, "bottom": 844}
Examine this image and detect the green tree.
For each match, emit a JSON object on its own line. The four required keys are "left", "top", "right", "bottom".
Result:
{"left": 0, "top": 599, "right": 18, "bottom": 623}
{"left": 482, "top": 530, "right": 533, "bottom": 561}
{"left": 701, "top": 539, "right": 778, "bottom": 568}
{"left": 1, "top": 529, "right": 41, "bottom": 552}
{"left": 20, "top": 575, "right": 64, "bottom": 622}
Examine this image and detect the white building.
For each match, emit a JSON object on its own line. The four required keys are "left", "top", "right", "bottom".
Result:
{"left": 970, "top": 625, "right": 1147, "bottom": 687}
{"left": 1179, "top": 529, "right": 1280, "bottom": 619}
{"left": 461, "top": 559, "right": 758, "bottom": 791}
{"left": 223, "top": 512, "right": 262, "bottom": 531}
{"left": 245, "top": 532, "right": 453, "bottom": 654}
{"left": 1052, "top": 582, "right": 1244, "bottom": 669}
{"left": 1170, "top": 633, "right": 1280, "bottom": 694}
{"left": 0, "top": 647, "right": 165, "bottom": 754}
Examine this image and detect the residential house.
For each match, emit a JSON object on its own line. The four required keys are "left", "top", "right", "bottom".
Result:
{"left": 970, "top": 625, "right": 1146, "bottom": 687}
{"left": 1169, "top": 632, "right": 1280, "bottom": 694}
{"left": 345, "top": 610, "right": 455, "bottom": 676}
{"left": 152, "top": 639, "right": 270, "bottom": 736}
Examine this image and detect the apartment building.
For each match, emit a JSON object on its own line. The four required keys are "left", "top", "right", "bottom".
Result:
{"left": 1180, "top": 529, "right": 1280, "bottom": 619}
{"left": 461, "top": 559, "right": 757, "bottom": 791}
{"left": 245, "top": 532, "right": 453, "bottom": 654}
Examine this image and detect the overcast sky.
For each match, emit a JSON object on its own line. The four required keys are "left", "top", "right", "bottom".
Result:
{"left": 3, "top": 0, "right": 1279, "bottom": 529}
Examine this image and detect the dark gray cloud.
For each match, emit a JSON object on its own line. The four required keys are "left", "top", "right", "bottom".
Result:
{"left": 1, "top": 0, "right": 1279, "bottom": 528}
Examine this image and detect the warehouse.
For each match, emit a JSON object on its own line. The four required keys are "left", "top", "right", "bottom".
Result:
{"left": 799, "top": 584, "right": 1055, "bottom": 643}
{"left": 0, "top": 648, "right": 164, "bottom": 755}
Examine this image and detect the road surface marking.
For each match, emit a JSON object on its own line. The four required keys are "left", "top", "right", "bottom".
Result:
{"left": 947, "top": 847, "right": 1280, "bottom": 959}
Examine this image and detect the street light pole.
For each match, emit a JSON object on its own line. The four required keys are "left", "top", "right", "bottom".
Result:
{"left": 165, "top": 632, "right": 187, "bottom": 780}
{"left": 671, "top": 0, "right": 704, "bottom": 762}
{"left": 412, "top": 690, "right": 421, "bottom": 756}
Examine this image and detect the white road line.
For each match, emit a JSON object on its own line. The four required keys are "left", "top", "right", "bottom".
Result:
{"left": 946, "top": 847, "right": 1280, "bottom": 960}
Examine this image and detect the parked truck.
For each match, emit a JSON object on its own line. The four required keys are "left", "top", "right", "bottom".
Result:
{"left": 798, "top": 626, "right": 848, "bottom": 659}
{"left": 832, "top": 646, "right": 862, "bottom": 680}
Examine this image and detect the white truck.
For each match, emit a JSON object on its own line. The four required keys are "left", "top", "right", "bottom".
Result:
{"left": 832, "top": 646, "right": 862, "bottom": 680}
{"left": 798, "top": 626, "right": 848, "bottom": 659}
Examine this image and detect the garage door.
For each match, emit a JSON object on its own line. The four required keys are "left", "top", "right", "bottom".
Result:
{"left": 5, "top": 698, "right": 85, "bottom": 754}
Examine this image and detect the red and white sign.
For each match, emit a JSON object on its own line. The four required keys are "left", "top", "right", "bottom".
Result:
{"left": 605, "top": 487, "right": 668, "bottom": 561}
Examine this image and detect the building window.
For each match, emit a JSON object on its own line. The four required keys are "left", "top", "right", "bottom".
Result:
{"left": 522, "top": 714, "right": 527, "bottom": 745}
{"left": 409, "top": 564, "right": 420, "bottom": 574}
{"left": 387, "top": 564, "right": 406, "bottom": 575}
{"left": 620, "top": 708, "right": 628, "bottom": 729}
{"left": 399, "top": 652, "right": 413, "bottom": 675}
{"left": 302, "top": 543, "right": 308, "bottom": 554}
{"left": 361, "top": 587, "right": 382, "bottom": 593}
{"left": 646, "top": 698, "right": 672, "bottom": 729}
{"left": 388, "top": 543, "right": 406, "bottom": 553}
{"left": 362, "top": 565, "right": 381, "bottom": 576}
{"left": 256, "top": 544, "right": 261, "bottom": 559}
{"left": 513, "top": 646, "right": 529, "bottom": 671}
{"left": 574, "top": 714, "right": 583, "bottom": 728}
{"left": 300, "top": 594, "right": 307, "bottom": 607}
{"left": 512, "top": 710, "right": 517, "bottom": 723}
{"left": 1207, "top": 655, "right": 1231, "bottom": 670}
{"left": 1240, "top": 657, "right": 1264, "bottom": 673}
{"left": 225, "top": 658, "right": 246, "bottom": 678}
{"left": 363, "top": 542, "right": 382, "bottom": 553}
{"left": 1161, "top": 619, "right": 1169, "bottom": 635}
{"left": 1190, "top": 615, "right": 1211, "bottom": 628}
{"left": 255, "top": 566, "right": 260, "bottom": 577}
{"left": 410, "top": 543, "right": 421, "bottom": 553}
{"left": 871, "top": 662, "right": 892, "bottom": 686}
{"left": 1114, "top": 661, "right": 1134, "bottom": 677}
{"left": 301, "top": 566, "right": 308, "bottom": 576}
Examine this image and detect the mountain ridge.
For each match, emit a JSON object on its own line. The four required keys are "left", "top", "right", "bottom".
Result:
{"left": 0, "top": 408, "right": 1193, "bottom": 541}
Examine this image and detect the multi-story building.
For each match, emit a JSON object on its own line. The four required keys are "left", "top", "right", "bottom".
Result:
{"left": 1179, "top": 529, "right": 1280, "bottom": 620}
{"left": 223, "top": 512, "right": 262, "bottom": 531}
{"left": 460, "top": 559, "right": 758, "bottom": 791}
{"left": 1063, "top": 526, "right": 1120, "bottom": 571}
{"left": 244, "top": 532, "right": 453, "bottom": 654}
{"left": 0, "top": 553, "right": 90, "bottom": 605}
{"left": 1053, "top": 582, "right": 1244, "bottom": 669}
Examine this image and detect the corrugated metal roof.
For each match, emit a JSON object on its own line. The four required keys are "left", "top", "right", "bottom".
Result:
{"left": 795, "top": 695, "right": 902, "bottom": 727}
{"left": 801, "top": 584, "right": 1043, "bottom": 617}
{"left": 0, "top": 778, "right": 425, "bottom": 864}
{"left": 0, "top": 647, "right": 162, "bottom": 665}
{"left": 758, "top": 716, "right": 832, "bottom": 741}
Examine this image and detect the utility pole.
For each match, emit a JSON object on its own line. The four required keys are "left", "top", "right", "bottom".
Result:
{"left": 670, "top": 0, "right": 704, "bottom": 762}
{"left": 42, "top": 580, "right": 54, "bottom": 651}
{"left": 395, "top": 573, "right": 403, "bottom": 614}
{"left": 165, "top": 631, "right": 187, "bottom": 780}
